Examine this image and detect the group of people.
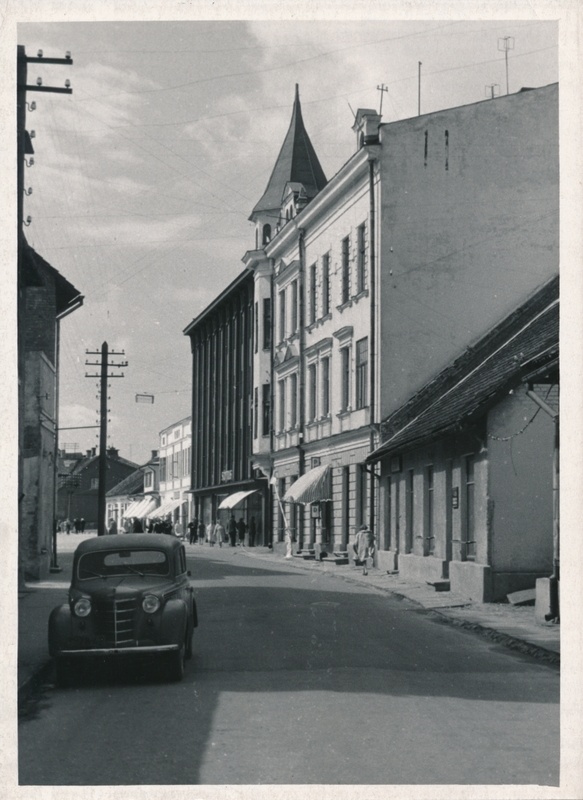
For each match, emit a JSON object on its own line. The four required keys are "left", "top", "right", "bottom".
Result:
{"left": 58, "top": 518, "right": 85, "bottom": 534}
{"left": 185, "top": 515, "right": 257, "bottom": 547}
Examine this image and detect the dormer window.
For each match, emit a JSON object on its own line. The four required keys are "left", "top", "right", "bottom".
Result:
{"left": 262, "top": 224, "right": 271, "bottom": 245}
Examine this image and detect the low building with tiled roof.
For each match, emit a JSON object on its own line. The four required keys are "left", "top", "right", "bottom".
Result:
{"left": 367, "top": 276, "right": 558, "bottom": 606}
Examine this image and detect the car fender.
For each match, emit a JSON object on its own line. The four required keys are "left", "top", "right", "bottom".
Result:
{"left": 48, "top": 603, "right": 71, "bottom": 656}
{"left": 159, "top": 598, "right": 188, "bottom": 646}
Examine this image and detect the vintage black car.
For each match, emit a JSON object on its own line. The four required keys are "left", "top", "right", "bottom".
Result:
{"left": 49, "top": 533, "right": 198, "bottom": 684}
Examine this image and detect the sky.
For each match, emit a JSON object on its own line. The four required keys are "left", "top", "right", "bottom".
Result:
{"left": 13, "top": 10, "right": 561, "bottom": 466}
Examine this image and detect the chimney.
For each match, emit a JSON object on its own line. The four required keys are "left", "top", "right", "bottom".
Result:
{"left": 107, "top": 446, "right": 119, "bottom": 459}
{"left": 352, "top": 108, "right": 382, "bottom": 150}
{"left": 86, "top": 449, "right": 92, "bottom": 457}
{"left": 91, "top": 447, "right": 96, "bottom": 457}
{"left": 151, "top": 449, "right": 159, "bottom": 460}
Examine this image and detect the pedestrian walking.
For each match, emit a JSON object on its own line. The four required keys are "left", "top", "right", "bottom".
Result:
{"left": 228, "top": 514, "right": 237, "bottom": 547}
{"left": 216, "top": 519, "right": 227, "bottom": 548}
{"left": 74, "top": 517, "right": 80, "bottom": 533}
{"left": 132, "top": 517, "right": 144, "bottom": 533}
{"left": 237, "top": 516, "right": 247, "bottom": 547}
{"left": 188, "top": 519, "right": 197, "bottom": 544}
{"left": 249, "top": 516, "right": 256, "bottom": 547}
{"left": 65, "top": 519, "right": 71, "bottom": 535}
{"left": 107, "top": 518, "right": 118, "bottom": 536}
{"left": 80, "top": 517, "right": 85, "bottom": 533}
{"left": 198, "top": 520, "right": 206, "bottom": 544}
{"left": 353, "top": 523, "right": 376, "bottom": 575}
{"left": 174, "top": 520, "right": 184, "bottom": 540}
{"left": 206, "top": 521, "right": 215, "bottom": 546}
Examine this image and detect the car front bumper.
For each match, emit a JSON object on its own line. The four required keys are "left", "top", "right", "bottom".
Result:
{"left": 58, "top": 644, "right": 180, "bottom": 657}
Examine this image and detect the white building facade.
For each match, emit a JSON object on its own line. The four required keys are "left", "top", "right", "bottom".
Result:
{"left": 157, "top": 416, "right": 193, "bottom": 527}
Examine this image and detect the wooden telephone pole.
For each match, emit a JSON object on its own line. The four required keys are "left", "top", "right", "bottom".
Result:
{"left": 85, "top": 343, "right": 127, "bottom": 535}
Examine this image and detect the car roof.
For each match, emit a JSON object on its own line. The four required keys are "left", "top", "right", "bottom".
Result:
{"left": 74, "top": 533, "right": 181, "bottom": 556}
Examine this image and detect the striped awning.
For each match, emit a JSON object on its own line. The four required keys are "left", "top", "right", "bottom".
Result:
{"left": 133, "top": 497, "right": 157, "bottom": 518}
{"left": 218, "top": 489, "right": 258, "bottom": 510}
{"left": 283, "top": 465, "right": 331, "bottom": 504}
{"left": 123, "top": 500, "right": 141, "bottom": 518}
{"left": 146, "top": 498, "right": 182, "bottom": 518}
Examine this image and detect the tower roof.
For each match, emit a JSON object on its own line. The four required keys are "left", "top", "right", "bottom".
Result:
{"left": 250, "top": 84, "right": 327, "bottom": 221}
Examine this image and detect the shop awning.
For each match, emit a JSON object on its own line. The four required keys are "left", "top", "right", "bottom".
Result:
{"left": 283, "top": 464, "right": 331, "bottom": 504}
{"left": 133, "top": 497, "right": 157, "bottom": 518}
{"left": 146, "top": 498, "right": 182, "bottom": 518}
{"left": 218, "top": 489, "right": 258, "bottom": 510}
{"left": 122, "top": 500, "right": 141, "bottom": 518}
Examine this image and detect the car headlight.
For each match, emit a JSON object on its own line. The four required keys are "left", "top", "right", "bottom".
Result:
{"left": 142, "top": 594, "right": 161, "bottom": 614}
{"left": 74, "top": 597, "right": 92, "bottom": 617}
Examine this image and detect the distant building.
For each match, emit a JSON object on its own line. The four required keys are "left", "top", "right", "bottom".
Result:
{"left": 57, "top": 446, "right": 138, "bottom": 528}
{"left": 106, "top": 451, "right": 159, "bottom": 528}
{"left": 154, "top": 417, "right": 193, "bottom": 527}
{"left": 19, "top": 238, "right": 83, "bottom": 580}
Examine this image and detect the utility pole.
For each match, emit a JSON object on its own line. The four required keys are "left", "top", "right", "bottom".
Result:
{"left": 497, "top": 36, "right": 515, "bottom": 95}
{"left": 376, "top": 83, "right": 388, "bottom": 117}
{"left": 85, "top": 343, "right": 127, "bottom": 535}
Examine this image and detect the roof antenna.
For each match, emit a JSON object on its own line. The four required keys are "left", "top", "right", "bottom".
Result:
{"left": 347, "top": 101, "right": 356, "bottom": 120}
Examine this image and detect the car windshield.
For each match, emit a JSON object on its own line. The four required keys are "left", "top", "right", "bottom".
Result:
{"left": 78, "top": 549, "right": 170, "bottom": 579}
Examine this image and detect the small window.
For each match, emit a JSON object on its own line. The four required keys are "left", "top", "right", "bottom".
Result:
{"left": 308, "top": 363, "right": 317, "bottom": 422}
{"left": 356, "top": 223, "right": 366, "bottom": 294}
{"left": 322, "top": 254, "right": 330, "bottom": 316}
{"left": 262, "top": 224, "right": 271, "bottom": 245}
{"left": 290, "top": 373, "right": 298, "bottom": 428}
{"left": 309, "top": 263, "right": 317, "bottom": 324}
{"left": 263, "top": 298, "right": 271, "bottom": 351}
{"left": 262, "top": 383, "right": 270, "bottom": 436}
{"left": 341, "top": 236, "right": 350, "bottom": 304}
{"left": 279, "top": 289, "right": 286, "bottom": 342}
{"left": 355, "top": 337, "right": 368, "bottom": 409}
{"left": 341, "top": 346, "right": 350, "bottom": 411}
{"left": 290, "top": 280, "right": 298, "bottom": 333}
{"left": 321, "top": 356, "right": 330, "bottom": 417}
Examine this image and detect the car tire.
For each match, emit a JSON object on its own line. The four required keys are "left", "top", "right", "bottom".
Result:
{"left": 167, "top": 642, "right": 185, "bottom": 682}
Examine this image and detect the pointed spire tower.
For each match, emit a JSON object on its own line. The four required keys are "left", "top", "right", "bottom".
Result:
{"left": 250, "top": 84, "right": 327, "bottom": 247}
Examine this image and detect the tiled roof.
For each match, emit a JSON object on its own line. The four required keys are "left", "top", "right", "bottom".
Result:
{"left": 250, "top": 84, "right": 327, "bottom": 219}
{"left": 106, "top": 468, "right": 144, "bottom": 497}
{"left": 369, "top": 276, "right": 559, "bottom": 460}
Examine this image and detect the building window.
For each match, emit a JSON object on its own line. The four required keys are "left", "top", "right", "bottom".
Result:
{"left": 159, "top": 456, "right": 166, "bottom": 482}
{"left": 341, "top": 346, "right": 350, "bottom": 411}
{"left": 356, "top": 464, "right": 367, "bottom": 526}
{"left": 341, "top": 236, "right": 350, "bottom": 304}
{"left": 254, "top": 387, "right": 258, "bottom": 439}
{"left": 321, "top": 356, "right": 330, "bottom": 416}
{"left": 425, "top": 465, "right": 434, "bottom": 555}
{"left": 144, "top": 472, "right": 152, "bottom": 489}
{"left": 262, "top": 383, "right": 270, "bottom": 436}
{"left": 342, "top": 466, "right": 350, "bottom": 545}
{"left": 183, "top": 447, "right": 191, "bottom": 477}
{"left": 290, "top": 280, "right": 298, "bottom": 334}
{"left": 262, "top": 223, "right": 271, "bottom": 245}
{"left": 308, "top": 363, "right": 317, "bottom": 422}
{"left": 263, "top": 298, "right": 271, "bottom": 351}
{"left": 254, "top": 302, "right": 258, "bottom": 354}
{"left": 464, "top": 456, "right": 476, "bottom": 560}
{"left": 405, "top": 468, "right": 414, "bottom": 553}
{"left": 279, "top": 289, "right": 286, "bottom": 342}
{"left": 356, "top": 223, "right": 366, "bottom": 294}
{"left": 355, "top": 337, "right": 368, "bottom": 409}
{"left": 289, "top": 373, "right": 298, "bottom": 428}
{"left": 278, "top": 379, "right": 286, "bottom": 432}
{"left": 309, "top": 263, "right": 317, "bottom": 324}
{"left": 278, "top": 478, "right": 286, "bottom": 541}
{"left": 322, "top": 253, "right": 330, "bottom": 316}
{"left": 172, "top": 451, "right": 180, "bottom": 479}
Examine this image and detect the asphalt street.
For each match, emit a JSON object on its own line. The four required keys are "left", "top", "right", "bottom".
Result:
{"left": 18, "top": 543, "right": 559, "bottom": 786}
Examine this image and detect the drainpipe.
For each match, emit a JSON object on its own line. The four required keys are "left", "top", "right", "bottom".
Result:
{"left": 297, "top": 227, "right": 307, "bottom": 550}
{"left": 526, "top": 384, "right": 559, "bottom": 621}
{"left": 368, "top": 157, "right": 377, "bottom": 537}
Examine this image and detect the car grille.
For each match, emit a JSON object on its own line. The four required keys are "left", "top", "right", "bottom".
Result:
{"left": 93, "top": 597, "right": 137, "bottom": 647}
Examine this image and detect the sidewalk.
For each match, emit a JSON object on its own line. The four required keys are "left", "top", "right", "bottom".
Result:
{"left": 18, "top": 534, "right": 559, "bottom": 706}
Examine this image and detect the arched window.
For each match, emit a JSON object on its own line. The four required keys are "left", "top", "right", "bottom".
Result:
{"left": 262, "top": 224, "right": 271, "bottom": 245}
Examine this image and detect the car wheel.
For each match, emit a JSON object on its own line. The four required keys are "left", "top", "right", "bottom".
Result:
{"left": 185, "top": 624, "right": 193, "bottom": 659}
{"left": 167, "top": 643, "right": 185, "bottom": 682}
{"left": 55, "top": 657, "right": 73, "bottom": 688}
